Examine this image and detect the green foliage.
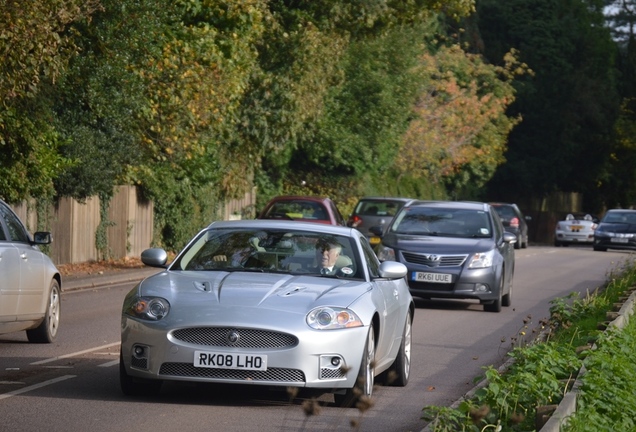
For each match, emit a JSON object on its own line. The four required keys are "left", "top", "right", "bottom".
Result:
{"left": 0, "top": 0, "right": 99, "bottom": 202}
{"left": 477, "top": 0, "right": 621, "bottom": 208}
{"left": 563, "top": 317, "right": 636, "bottom": 431}
{"left": 301, "top": 24, "right": 427, "bottom": 176}
{"left": 95, "top": 195, "right": 115, "bottom": 260}
{"left": 422, "top": 259, "right": 636, "bottom": 432}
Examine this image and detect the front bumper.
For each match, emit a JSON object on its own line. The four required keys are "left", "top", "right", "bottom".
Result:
{"left": 405, "top": 267, "right": 501, "bottom": 303}
{"left": 121, "top": 316, "right": 369, "bottom": 390}
{"left": 593, "top": 236, "right": 636, "bottom": 251}
{"left": 555, "top": 231, "right": 594, "bottom": 243}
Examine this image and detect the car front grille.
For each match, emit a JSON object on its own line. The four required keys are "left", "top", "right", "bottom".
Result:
{"left": 159, "top": 362, "right": 305, "bottom": 383}
{"left": 401, "top": 252, "right": 467, "bottom": 267}
{"left": 171, "top": 327, "right": 298, "bottom": 349}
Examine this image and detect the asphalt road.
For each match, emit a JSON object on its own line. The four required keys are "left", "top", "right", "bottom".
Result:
{"left": 0, "top": 246, "right": 633, "bottom": 432}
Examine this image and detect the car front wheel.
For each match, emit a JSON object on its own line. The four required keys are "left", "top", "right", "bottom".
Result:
{"left": 383, "top": 310, "right": 412, "bottom": 387}
{"left": 484, "top": 277, "right": 503, "bottom": 313}
{"left": 26, "top": 279, "right": 61, "bottom": 343}
{"left": 334, "top": 327, "right": 375, "bottom": 407}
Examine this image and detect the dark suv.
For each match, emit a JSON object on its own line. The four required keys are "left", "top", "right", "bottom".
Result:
{"left": 347, "top": 197, "right": 416, "bottom": 245}
{"left": 489, "top": 203, "right": 530, "bottom": 249}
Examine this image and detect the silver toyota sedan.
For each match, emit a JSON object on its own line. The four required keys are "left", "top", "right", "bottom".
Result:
{"left": 374, "top": 200, "right": 516, "bottom": 312}
{"left": 120, "top": 220, "right": 414, "bottom": 407}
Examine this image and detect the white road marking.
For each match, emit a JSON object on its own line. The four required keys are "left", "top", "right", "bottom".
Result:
{"left": 0, "top": 375, "right": 76, "bottom": 400}
{"left": 97, "top": 360, "right": 119, "bottom": 368}
{"left": 30, "top": 342, "right": 120, "bottom": 365}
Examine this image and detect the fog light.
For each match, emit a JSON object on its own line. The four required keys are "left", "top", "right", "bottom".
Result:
{"left": 475, "top": 284, "right": 488, "bottom": 292}
{"left": 331, "top": 357, "right": 341, "bottom": 367}
{"left": 133, "top": 345, "right": 146, "bottom": 358}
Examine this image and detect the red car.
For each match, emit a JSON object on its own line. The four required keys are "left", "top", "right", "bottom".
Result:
{"left": 257, "top": 196, "right": 346, "bottom": 226}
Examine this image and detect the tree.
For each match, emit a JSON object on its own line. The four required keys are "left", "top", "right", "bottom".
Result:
{"left": 477, "top": 0, "right": 620, "bottom": 211}
{"left": 395, "top": 44, "right": 521, "bottom": 199}
{"left": 0, "top": 0, "right": 100, "bottom": 202}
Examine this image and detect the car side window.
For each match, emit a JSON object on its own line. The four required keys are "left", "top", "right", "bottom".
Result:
{"left": 330, "top": 201, "right": 345, "bottom": 225}
{"left": 0, "top": 203, "right": 29, "bottom": 243}
{"left": 360, "top": 238, "right": 380, "bottom": 278}
{"left": 491, "top": 208, "right": 504, "bottom": 240}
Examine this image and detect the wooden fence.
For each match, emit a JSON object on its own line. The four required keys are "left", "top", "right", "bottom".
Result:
{"left": 13, "top": 186, "right": 256, "bottom": 266}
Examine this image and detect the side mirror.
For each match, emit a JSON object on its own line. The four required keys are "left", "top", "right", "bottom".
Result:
{"left": 33, "top": 231, "right": 52, "bottom": 245}
{"left": 503, "top": 232, "right": 517, "bottom": 244}
{"left": 377, "top": 261, "right": 407, "bottom": 279}
{"left": 141, "top": 248, "right": 169, "bottom": 268}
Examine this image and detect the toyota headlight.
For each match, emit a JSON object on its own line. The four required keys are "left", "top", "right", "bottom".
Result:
{"left": 468, "top": 250, "right": 495, "bottom": 269}
{"left": 376, "top": 246, "right": 396, "bottom": 262}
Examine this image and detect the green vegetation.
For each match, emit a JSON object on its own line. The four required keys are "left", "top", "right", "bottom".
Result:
{"left": 422, "top": 257, "right": 636, "bottom": 431}
{"left": 563, "top": 312, "right": 636, "bottom": 431}
{"left": 2, "top": 0, "right": 636, "bottom": 250}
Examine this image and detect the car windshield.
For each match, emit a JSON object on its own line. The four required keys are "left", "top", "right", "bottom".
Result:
{"left": 263, "top": 200, "right": 328, "bottom": 221}
{"left": 603, "top": 212, "right": 636, "bottom": 224}
{"left": 493, "top": 206, "right": 516, "bottom": 220}
{"left": 355, "top": 200, "right": 402, "bottom": 217}
{"left": 390, "top": 207, "right": 492, "bottom": 238}
{"left": 170, "top": 228, "right": 362, "bottom": 279}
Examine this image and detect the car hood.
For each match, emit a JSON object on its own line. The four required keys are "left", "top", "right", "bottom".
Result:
{"left": 136, "top": 270, "right": 369, "bottom": 314}
{"left": 382, "top": 232, "right": 495, "bottom": 253}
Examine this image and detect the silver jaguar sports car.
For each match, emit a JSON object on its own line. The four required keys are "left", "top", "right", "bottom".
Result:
{"left": 120, "top": 220, "right": 414, "bottom": 407}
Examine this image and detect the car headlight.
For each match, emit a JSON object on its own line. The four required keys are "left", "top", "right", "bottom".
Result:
{"left": 307, "top": 307, "right": 363, "bottom": 330}
{"left": 376, "top": 245, "right": 396, "bottom": 262}
{"left": 468, "top": 250, "right": 494, "bottom": 269}
{"left": 123, "top": 295, "right": 170, "bottom": 321}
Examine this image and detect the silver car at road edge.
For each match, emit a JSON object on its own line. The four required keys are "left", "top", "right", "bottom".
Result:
{"left": 120, "top": 220, "right": 414, "bottom": 407}
{"left": 0, "top": 199, "right": 61, "bottom": 342}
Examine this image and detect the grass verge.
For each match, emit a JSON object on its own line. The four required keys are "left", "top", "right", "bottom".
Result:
{"left": 421, "top": 256, "right": 636, "bottom": 431}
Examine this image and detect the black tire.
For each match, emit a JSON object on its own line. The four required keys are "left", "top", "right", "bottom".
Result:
{"left": 593, "top": 245, "right": 607, "bottom": 252}
{"left": 384, "top": 310, "right": 412, "bottom": 387}
{"left": 484, "top": 277, "right": 503, "bottom": 313}
{"left": 119, "top": 352, "right": 162, "bottom": 396}
{"left": 514, "top": 235, "right": 521, "bottom": 249}
{"left": 334, "top": 328, "right": 375, "bottom": 407}
{"left": 502, "top": 278, "right": 512, "bottom": 307}
{"left": 26, "top": 279, "right": 61, "bottom": 343}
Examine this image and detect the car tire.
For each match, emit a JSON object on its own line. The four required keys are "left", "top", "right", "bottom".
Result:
{"left": 334, "top": 328, "right": 375, "bottom": 407}
{"left": 26, "top": 279, "right": 61, "bottom": 343}
{"left": 593, "top": 245, "right": 607, "bottom": 252}
{"left": 484, "top": 277, "right": 503, "bottom": 312}
{"left": 502, "top": 279, "right": 512, "bottom": 307}
{"left": 383, "top": 310, "right": 412, "bottom": 387}
{"left": 119, "top": 352, "right": 162, "bottom": 396}
{"left": 514, "top": 235, "right": 521, "bottom": 250}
